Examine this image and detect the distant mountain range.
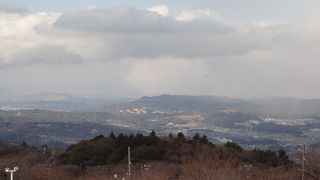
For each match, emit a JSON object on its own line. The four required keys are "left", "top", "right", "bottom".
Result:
{"left": 125, "top": 94, "right": 320, "bottom": 117}
{"left": 2, "top": 93, "right": 320, "bottom": 116}
{"left": 132, "top": 94, "right": 251, "bottom": 110}
{"left": 0, "top": 93, "right": 132, "bottom": 112}
{"left": 1, "top": 94, "right": 320, "bottom": 150}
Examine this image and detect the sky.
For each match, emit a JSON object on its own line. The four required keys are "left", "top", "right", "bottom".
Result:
{"left": 0, "top": 1, "right": 319, "bottom": 98}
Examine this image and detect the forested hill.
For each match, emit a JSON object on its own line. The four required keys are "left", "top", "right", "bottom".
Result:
{"left": 58, "top": 131, "right": 291, "bottom": 167}
{"left": 0, "top": 133, "right": 316, "bottom": 179}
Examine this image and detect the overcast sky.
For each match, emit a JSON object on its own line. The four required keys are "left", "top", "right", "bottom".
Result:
{"left": 0, "top": 1, "right": 319, "bottom": 98}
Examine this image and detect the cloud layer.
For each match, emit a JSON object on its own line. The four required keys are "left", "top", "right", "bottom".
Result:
{"left": 0, "top": 5, "right": 319, "bottom": 98}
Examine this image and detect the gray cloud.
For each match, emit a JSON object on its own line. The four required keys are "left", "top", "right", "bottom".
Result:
{"left": 6, "top": 45, "right": 83, "bottom": 66}
{"left": 54, "top": 6, "right": 233, "bottom": 34}
{"left": 0, "top": 5, "right": 319, "bottom": 98}
{"left": 52, "top": 6, "right": 260, "bottom": 59}
{"left": 0, "top": 4, "right": 28, "bottom": 14}
{"left": 54, "top": 6, "right": 175, "bottom": 34}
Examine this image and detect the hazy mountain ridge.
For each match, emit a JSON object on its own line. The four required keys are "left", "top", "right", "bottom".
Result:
{"left": 132, "top": 94, "right": 252, "bottom": 111}
{"left": 2, "top": 93, "right": 320, "bottom": 116}
{"left": 1, "top": 94, "right": 320, "bottom": 150}
{"left": 125, "top": 95, "right": 320, "bottom": 117}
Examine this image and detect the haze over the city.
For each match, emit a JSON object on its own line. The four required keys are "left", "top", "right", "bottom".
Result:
{"left": 0, "top": 0, "right": 319, "bottom": 98}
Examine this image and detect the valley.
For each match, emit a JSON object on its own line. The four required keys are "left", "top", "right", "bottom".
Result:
{"left": 1, "top": 95, "right": 320, "bottom": 151}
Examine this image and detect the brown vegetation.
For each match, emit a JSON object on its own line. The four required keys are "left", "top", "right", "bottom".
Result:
{"left": 0, "top": 134, "right": 318, "bottom": 180}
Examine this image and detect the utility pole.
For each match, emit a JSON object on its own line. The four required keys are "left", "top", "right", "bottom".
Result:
{"left": 128, "top": 146, "right": 131, "bottom": 180}
{"left": 302, "top": 144, "right": 306, "bottom": 180}
{"left": 5, "top": 167, "right": 19, "bottom": 180}
{"left": 42, "top": 144, "right": 48, "bottom": 155}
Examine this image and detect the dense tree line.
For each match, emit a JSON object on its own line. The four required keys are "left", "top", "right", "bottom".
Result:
{"left": 58, "top": 131, "right": 292, "bottom": 168}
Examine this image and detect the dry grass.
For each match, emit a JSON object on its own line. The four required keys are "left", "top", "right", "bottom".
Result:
{"left": 0, "top": 144, "right": 310, "bottom": 180}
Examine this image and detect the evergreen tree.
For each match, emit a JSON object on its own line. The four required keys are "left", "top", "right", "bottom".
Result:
{"left": 168, "top": 133, "right": 174, "bottom": 141}
{"left": 200, "top": 135, "right": 209, "bottom": 144}
{"left": 177, "top": 132, "right": 185, "bottom": 142}
{"left": 193, "top": 133, "right": 200, "bottom": 141}
{"left": 109, "top": 132, "right": 116, "bottom": 139}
